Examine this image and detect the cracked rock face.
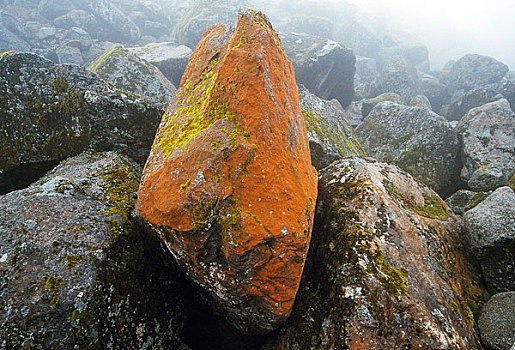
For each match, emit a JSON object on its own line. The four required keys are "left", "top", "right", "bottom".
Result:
{"left": 137, "top": 8, "right": 318, "bottom": 334}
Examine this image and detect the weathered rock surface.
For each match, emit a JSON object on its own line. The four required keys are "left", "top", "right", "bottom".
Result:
{"left": 354, "top": 56, "right": 380, "bottom": 99}
{"left": 464, "top": 186, "right": 515, "bottom": 293}
{"left": 280, "top": 31, "right": 356, "bottom": 108}
{"left": 457, "top": 98, "right": 515, "bottom": 191}
{"left": 0, "top": 51, "right": 163, "bottom": 194}
{"left": 443, "top": 54, "right": 508, "bottom": 92}
{"left": 137, "top": 9, "right": 318, "bottom": 334}
{"left": 89, "top": 43, "right": 176, "bottom": 107}
{"left": 361, "top": 92, "right": 402, "bottom": 117}
{"left": 478, "top": 292, "right": 515, "bottom": 350}
{"left": 263, "top": 158, "right": 484, "bottom": 349}
{"left": 355, "top": 101, "right": 462, "bottom": 196}
{"left": 299, "top": 85, "right": 365, "bottom": 170}
{"left": 175, "top": 0, "right": 240, "bottom": 49}
{"left": 0, "top": 152, "right": 189, "bottom": 349}
{"left": 334, "top": 20, "right": 381, "bottom": 58}
{"left": 286, "top": 15, "right": 334, "bottom": 38}
{"left": 446, "top": 189, "right": 489, "bottom": 216}
{"left": 128, "top": 42, "right": 193, "bottom": 87}
{"left": 421, "top": 72, "right": 450, "bottom": 114}
{"left": 380, "top": 55, "right": 422, "bottom": 100}
{"left": 441, "top": 86, "right": 499, "bottom": 121}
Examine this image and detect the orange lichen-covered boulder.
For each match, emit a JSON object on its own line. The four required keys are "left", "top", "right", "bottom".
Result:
{"left": 136, "top": 8, "right": 318, "bottom": 334}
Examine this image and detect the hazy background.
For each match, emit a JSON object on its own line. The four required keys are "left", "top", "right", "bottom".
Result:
{"left": 344, "top": 0, "right": 515, "bottom": 69}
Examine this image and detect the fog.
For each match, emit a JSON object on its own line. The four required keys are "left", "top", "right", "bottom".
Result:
{"left": 344, "top": 0, "right": 515, "bottom": 69}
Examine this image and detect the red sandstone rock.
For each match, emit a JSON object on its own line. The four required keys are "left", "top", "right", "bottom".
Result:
{"left": 136, "top": 8, "right": 317, "bottom": 334}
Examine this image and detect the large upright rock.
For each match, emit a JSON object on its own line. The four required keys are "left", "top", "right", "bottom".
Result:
{"left": 89, "top": 43, "right": 176, "bottom": 107}
{"left": 280, "top": 32, "right": 356, "bottom": 108}
{"left": 0, "top": 52, "right": 163, "bottom": 194}
{"left": 355, "top": 101, "right": 462, "bottom": 196}
{"left": 464, "top": 186, "right": 515, "bottom": 293}
{"left": 264, "top": 158, "right": 484, "bottom": 349}
{"left": 457, "top": 98, "right": 515, "bottom": 191}
{"left": 299, "top": 85, "right": 365, "bottom": 170}
{"left": 0, "top": 152, "right": 189, "bottom": 349}
{"left": 137, "top": 9, "right": 318, "bottom": 334}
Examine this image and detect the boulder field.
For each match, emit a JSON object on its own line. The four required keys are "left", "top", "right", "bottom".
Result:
{"left": 136, "top": 9, "right": 318, "bottom": 334}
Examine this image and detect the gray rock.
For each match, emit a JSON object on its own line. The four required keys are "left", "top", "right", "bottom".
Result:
{"left": 0, "top": 151, "right": 188, "bottom": 349}
{"left": 334, "top": 20, "right": 381, "bottom": 58}
{"left": 420, "top": 73, "right": 450, "bottom": 113}
{"left": 38, "top": 0, "right": 77, "bottom": 20}
{"left": 409, "top": 94, "right": 432, "bottom": 109}
{"left": 175, "top": 0, "right": 240, "bottom": 49}
{"left": 263, "top": 157, "right": 483, "bottom": 349}
{"left": 89, "top": 43, "right": 176, "bottom": 108}
{"left": 440, "top": 85, "right": 499, "bottom": 121}
{"left": 86, "top": 0, "right": 141, "bottom": 43}
{"left": 128, "top": 42, "right": 192, "bottom": 87}
{"left": 380, "top": 55, "right": 422, "bottom": 100}
{"left": 464, "top": 186, "right": 515, "bottom": 293}
{"left": 361, "top": 92, "right": 402, "bottom": 117}
{"left": 0, "top": 52, "right": 163, "bottom": 194}
{"left": 355, "top": 101, "right": 462, "bottom": 196}
{"left": 55, "top": 44, "right": 84, "bottom": 65}
{"left": 457, "top": 98, "right": 515, "bottom": 191}
{"left": 280, "top": 31, "right": 356, "bottom": 108}
{"left": 500, "top": 71, "right": 515, "bottom": 112}
{"left": 354, "top": 56, "right": 381, "bottom": 99}
{"left": 345, "top": 101, "right": 365, "bottom": 128}
{"left": 286, "top": 15, "right": 334, "bottom": 38}
{"left": 299, "top": 85, "right": 365, "bottom": 169}
{"left": 478, "top": 292, "right": 515, "bottom": 350}
{"left": 0, "top": 11, "right": 30, "bottom": 54}
{"left": 53, "top": 9, "right": 98, "bottom": 31}
{"left": 443, "top": 54, "right": 508, "bottom": 92}
{"left": 445, "top": 189, "right": 489, "bottom": 215}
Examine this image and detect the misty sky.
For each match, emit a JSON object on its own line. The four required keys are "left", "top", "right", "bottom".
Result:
{"left": 346, "top": 0, "right": 515, "bottom": 69}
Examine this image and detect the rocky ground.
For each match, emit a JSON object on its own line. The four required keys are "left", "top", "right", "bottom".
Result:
{"left": 1, "top": 1, "right": 514, "bottom": 350}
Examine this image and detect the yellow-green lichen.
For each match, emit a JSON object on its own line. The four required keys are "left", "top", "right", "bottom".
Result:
{"left": 219, "top": 208, "right": 242, "bottom": 243}
{"left": 383, "top": 179, "right": 450, "bottom": 220}
{"left": 302, "top": 108, "right": 365, "bottom": 158}
{"left": 45, "top": 275, "right": 64, "bottom": 309}
{"left": 180, "top": 179, "right": 191, "bottom": 191}
{"left": 0, "top": 51, "right": 13, "bottom": 58}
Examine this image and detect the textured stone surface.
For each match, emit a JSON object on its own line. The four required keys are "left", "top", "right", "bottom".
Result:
{"left": 380, "top": 55, "right": 422, "bottom": 100}
{"left": 175, "top": 0, "right": 240, "bottom": 49}
{"left": 421, "top": 72, "right": 450, "bottom": 114}
{"left": 137, "top": 9, "right": 318, "bottom": 334}
{"left": 89, "top": 43, "right": 176, "bottom": 107}
{"left": 280, "top": 31, "right": 356, "bottom": 108}
{"left": 355, "top": 101, "right": 462, "bottom": 196}
{"left": 299, "top": 85, "right": 365, "bottom": 170}
{"left": 354, "top": 56, "right": 380, "bottom": 99}
{"left": 478, "top": 292, "right": 515, "bottom": 350}
{"left": 361, "top": 92, "right": 402, "bottom": 117}
{"left": 440, "top": 86, "right": 499, "bottom": 121}
{"left": 0, "top": 152, "right": 188, "bottom": 349}
{"left": 128, "top": 42, "right": 193, "bottom": 87}
{"left": 464, "top": 186, "right": 515, "bottom": 293}
{"left": 446, "top": 189, "right": 489, "bottom": 216}
{"left": 334, "top": 20, "right": 381, "bottom": 58}
{"left": 263, "top": 158, "right": 484, "bottom": 350}
{"left": 0, "top": 51, "right": 163, "bottom": 194}
{"left": 443, "top": 54, "right": 508, "bottom": 92}
{"left": 457, "top": 98, "right": 515, "bottom": 191}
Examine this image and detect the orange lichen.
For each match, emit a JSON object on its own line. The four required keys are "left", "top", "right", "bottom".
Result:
{"left": 137, "top": 8, "right": 317, "bottom": 330}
